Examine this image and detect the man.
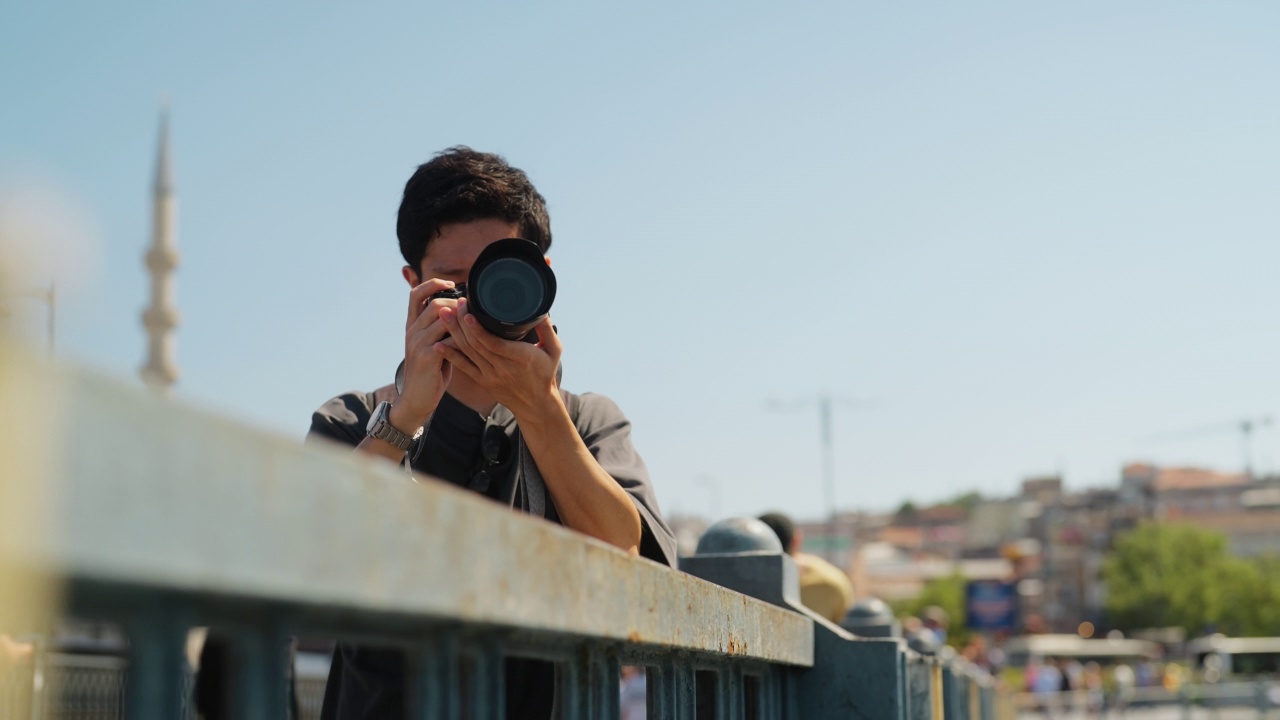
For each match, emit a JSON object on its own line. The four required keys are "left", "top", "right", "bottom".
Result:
{"left": 757, "top": 512, "right": 855, "bottom": 624}
{"left": 309, "top": 147, "right": 677, "bottom": 718}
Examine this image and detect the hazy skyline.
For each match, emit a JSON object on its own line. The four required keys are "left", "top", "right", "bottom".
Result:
{"left": 2, "top": 2, "right": 1277, "bottom": 521}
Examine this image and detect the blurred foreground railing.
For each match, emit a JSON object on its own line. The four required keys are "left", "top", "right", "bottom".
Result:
{"left": 0, "top": 346, "right": 1010, "bottom": 718}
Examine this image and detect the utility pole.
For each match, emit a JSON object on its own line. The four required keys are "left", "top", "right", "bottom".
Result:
{"left": 767, "top": 392, "right": 874, "bottom": 565}
{"left": 819, "top": 395, "right": 837, "bottom": 561}
{"left": 1142, "top": 415, "right": 1274, "bottom": 480}
{"left": 1240, "top": 417, "right": 1274, "bottom": 480}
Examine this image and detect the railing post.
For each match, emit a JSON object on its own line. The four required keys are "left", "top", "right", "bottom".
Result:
{"left": 649, "top": 656, "right": 697, "bottom": 720}
{"left": 229, "top": 626, "right": 291, "bottom": 720}
{"left": 468, "top": 636, "right": 503, "bottom": 720}
{"left": 123, "top": 614, "right": 187, "bottom": 720}
{"left": 905, "top": 652, "right": 932, "bottom": 720}
{"left": 408, "top": 629, "right": 461, "bottom": 720}
{"left": 589, "top": 646, "right": 619, "bottom": 720}
{"left": 717, "top": 663, "right": 744, "bottom": 720}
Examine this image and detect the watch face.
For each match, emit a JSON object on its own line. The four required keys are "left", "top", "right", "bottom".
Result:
{"left": 367, "top": 401, "right": 390, "bottom": 434}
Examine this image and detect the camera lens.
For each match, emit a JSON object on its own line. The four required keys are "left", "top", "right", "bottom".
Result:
{"left": 473, "top": 257, "right": 547, "bottom": 323}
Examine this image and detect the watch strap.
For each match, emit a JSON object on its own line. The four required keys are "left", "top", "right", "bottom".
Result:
{"left": 368, "top": 400, "right": 415, "bottom": 451}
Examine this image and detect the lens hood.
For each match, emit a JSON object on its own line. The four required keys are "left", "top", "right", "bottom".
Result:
{"left": 467, "top": 238, "right": 556, "bottom": 341}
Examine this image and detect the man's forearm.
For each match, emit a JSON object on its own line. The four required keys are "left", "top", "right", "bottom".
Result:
{"left": 517, "top": 393, "right": 643, "bottom": 554}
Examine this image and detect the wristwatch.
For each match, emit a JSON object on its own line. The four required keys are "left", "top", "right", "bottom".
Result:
{"left": 366, "top": 400, "right": 423, "bottom": 451}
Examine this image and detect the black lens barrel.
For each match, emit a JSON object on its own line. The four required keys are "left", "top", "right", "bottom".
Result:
{"left": 466, "top": 238, "right": 556, "bottom": 341}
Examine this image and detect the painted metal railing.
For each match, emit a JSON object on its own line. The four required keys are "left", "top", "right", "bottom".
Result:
{"left": 0, "top": 346, "right": 1007, "bottom": 718}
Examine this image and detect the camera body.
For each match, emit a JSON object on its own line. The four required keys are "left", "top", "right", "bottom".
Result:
{"left": 428, "top": 238, "right": 556, "bottom": 341}
{"left": 427, "top": 284, "right": 467, "bottom": 303}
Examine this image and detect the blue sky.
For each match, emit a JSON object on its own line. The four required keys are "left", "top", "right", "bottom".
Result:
{"left": 2, "top": 2, "right": 1277, "bottom": 521}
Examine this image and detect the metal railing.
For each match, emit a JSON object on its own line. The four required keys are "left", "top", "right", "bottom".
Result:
{"left": 0, "top": 346, "right": 1009, "bottom": 718}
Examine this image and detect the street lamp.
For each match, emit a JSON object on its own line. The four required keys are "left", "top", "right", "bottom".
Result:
{"left": 765, "top": 392, "right": 875, "bottom": 564}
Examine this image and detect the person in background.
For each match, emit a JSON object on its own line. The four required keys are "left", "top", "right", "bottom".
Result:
{"left": 1030, "top": 656, "right": 1063, "bottom": 720}
{"left": 620, "top": 665, "right": 646, "bottom": 720}
{"left": 757, "top": 512, "right": 855, "bottom": 624}
{"left": 922, "top": 605, "right": 949, "bottom": 645}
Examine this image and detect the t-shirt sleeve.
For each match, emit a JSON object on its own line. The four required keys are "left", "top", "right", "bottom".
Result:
{"left": 307, "top": 392, "right": 375, "bottom": 449}
{"left": 572, "top": 392, "right": 678, "bottom": 569}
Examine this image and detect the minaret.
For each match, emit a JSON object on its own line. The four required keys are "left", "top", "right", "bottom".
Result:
{"left": 140, "top": 109, "right": 180, "bottom": 392}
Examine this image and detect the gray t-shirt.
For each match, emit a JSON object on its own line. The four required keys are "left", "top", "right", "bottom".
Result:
{"left": 308, "top": 388, "right": 676, "bottom": 719}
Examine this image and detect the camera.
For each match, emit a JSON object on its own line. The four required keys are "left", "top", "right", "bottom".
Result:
{"left": 428, "top": 238, "right": 556, "bottom": 342}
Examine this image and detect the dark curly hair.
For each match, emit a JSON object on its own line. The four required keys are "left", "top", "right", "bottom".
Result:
{"left": 396, "top": 146, "right": 552, "bottom": 271}
{"left": 757, "top": 511, "right": 796, "bottom": 552}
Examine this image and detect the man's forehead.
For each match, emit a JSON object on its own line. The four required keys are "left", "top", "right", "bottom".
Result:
{"left": 423, "top": 222, "right": 521, "bottom": 262}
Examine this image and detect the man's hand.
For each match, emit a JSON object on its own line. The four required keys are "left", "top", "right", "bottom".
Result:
{"left": 394, "top": 278, "right": 461, "bottom": 430}
{"left": 434, "top": 298, "right": 561, "bottom": 419}
{"left": 435, "top": 299, "right": 641, "bottom": 553}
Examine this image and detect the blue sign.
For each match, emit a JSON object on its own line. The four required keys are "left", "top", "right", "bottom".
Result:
{"left": 965, "top": 580, "right": 1017, "bottom": 631}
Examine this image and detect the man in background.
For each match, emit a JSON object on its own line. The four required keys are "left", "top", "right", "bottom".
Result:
{"left": 757, "top": 511, "right": 855, "bottom": 624}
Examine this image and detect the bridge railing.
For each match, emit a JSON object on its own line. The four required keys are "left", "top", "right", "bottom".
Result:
{"left": 0, "top": 346, "right": 813, "bottom": 718}
{"left": 0, "top": 345, "right": 1009, "bottom": 718}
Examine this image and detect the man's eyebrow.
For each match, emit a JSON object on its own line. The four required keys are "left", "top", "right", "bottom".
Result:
{"left": 427, "top": 265, "right": 468, "bottom": 277}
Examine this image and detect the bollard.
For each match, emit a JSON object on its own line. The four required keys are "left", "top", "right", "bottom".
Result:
{"left": 842, "top": 598, "right": 902, "bottom": 639}
{"left": 693, "top": 517, "right": 785, "bottom": 556}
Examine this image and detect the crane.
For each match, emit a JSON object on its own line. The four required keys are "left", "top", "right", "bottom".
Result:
{"left": 1143, "top": 415, "right": 1275, "bottom": 479}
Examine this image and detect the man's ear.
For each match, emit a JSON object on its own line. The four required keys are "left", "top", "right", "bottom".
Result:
{"left": 792, "top": 528, "right": 804, "bottom": 554}
{"left": 544, "top": 255, "right": 552, "bottom": 267}
{"left": 402, "top": 265, "right": 420, "bottom": 287}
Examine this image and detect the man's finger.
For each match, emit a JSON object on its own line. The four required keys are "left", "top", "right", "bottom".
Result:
{"left": 434, "top": 342, "right": 479, "bottom": 381}
{"left": 442, "top": 305, "right": 496, "bottom": 373}
{"left": 533, "top": 314, "right": 561, "bottom": 356}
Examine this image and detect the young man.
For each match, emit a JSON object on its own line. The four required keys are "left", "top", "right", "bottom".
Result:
{"left": 308, "top": 147, "right": 677, "bottom": 718}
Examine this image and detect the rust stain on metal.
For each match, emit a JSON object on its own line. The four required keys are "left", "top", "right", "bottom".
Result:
{"left": 627, "top": 630, "right": 642, "bottom": 643}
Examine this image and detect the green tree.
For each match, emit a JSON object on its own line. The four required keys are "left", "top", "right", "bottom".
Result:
{"left": 940, "top": 491, "right": 982, "bottom": 515}
{"left": 1103, "top": 522, "right": 1280, "bottom": 636}
{"left": 1218, "top": 554, "right": 1280, "bottom": 636}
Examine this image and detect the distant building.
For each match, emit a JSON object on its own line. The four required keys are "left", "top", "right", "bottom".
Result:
{"left": 787, "top": 465, "right": 1279, "bottom": 631}
{"left": 853, "top": 541, "right": 1011, "bottom": 601}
